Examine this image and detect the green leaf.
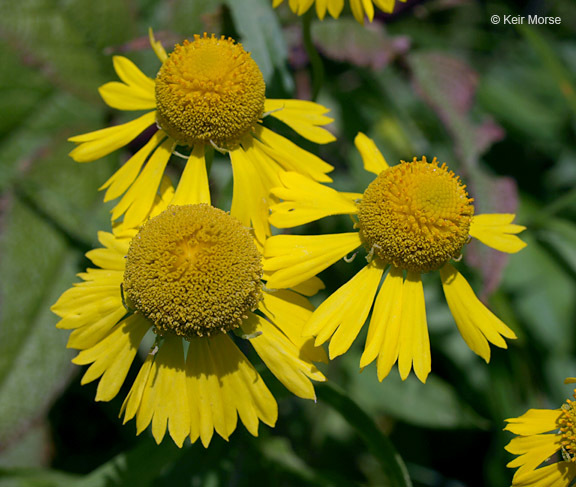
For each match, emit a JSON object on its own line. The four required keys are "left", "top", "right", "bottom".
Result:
{"left": 538, "top": 218, "right": 576, "bottom": 275}
{"left": 225, "top": 0, "right": 293, "bottom": 91}
{"left": 71, "top": 438, "right": 185, "bottom": 487}
{"left": 348, "top": 364, "right": 488, "bottom": 430}
{"left": 317, "top": 383, "right": 413, "bottom": 487}
{"left": 0, "top": 197, "right": 77, "bottom": 447}
{"left": 0, "top": 467, "right": 79, "bottom": 487}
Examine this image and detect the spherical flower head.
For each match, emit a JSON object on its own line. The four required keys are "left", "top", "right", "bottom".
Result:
{"left": 559, "top": 398, "right": 576, "bottom": 461}
{"left": 123, "top": 204, "right": 263, "bottom": 338}
{"left": 155, "top": 34, "right": 266, "bottom": 149}
{"left": 357, "top": 157, "right": 474, "bottom": 273}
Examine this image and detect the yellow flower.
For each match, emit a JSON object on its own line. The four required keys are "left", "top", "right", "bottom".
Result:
{"left": 273, "top": 0, "right": 406, "bottom": 23}
{"left": 51, "top": 173, "right": 327, "bottom": 447}
{"left": 69, "top": 31, "right": 335, "bottom": 240}
{"left": 264, "top": 133, "right": 526, "bottom": 383}
{"left": 505, "top": 380, "right": 576, "bottom": 486}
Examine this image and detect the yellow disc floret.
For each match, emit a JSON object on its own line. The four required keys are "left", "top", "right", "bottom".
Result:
{"left": 155, "top": 33, "right": 266, "bottom": 148}
{"left": 357, "top": 157, "right": 474, "bottom": 273}
{"left": 559, "top": 397, "right": 576, "bottom": 462}
{"left": 123, "top": 204, "right": 263, "bottom": 339}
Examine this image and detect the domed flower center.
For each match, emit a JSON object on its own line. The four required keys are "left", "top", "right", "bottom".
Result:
{"left": 559, "top": 398, "right": 576, "bottom": 461}
{"left": 123, "top": 204, "right": 263, "bottom": 338}
{"left": 357, "top": 157, "right": 474, "bottom": 273}
{"left": 155, "top": 34, "right": 266, "bottom": 148}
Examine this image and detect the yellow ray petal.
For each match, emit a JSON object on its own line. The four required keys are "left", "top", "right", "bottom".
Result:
{"left": 360, "top": 266, "right": 403, "bottom": 378}
{"left": 73, "top": 315, "right": 149, "bottom": 402}
{"left": 100, "top": 130, "right": 167, "bottom": 202}
{"left": 373, "top": 0, "right": 398, "bottom": 13}
{"left": 138, "top": 335, "right": 190, "bottom": 447}
{"left": 260, "top": 289, "right": 328, "bottom": 364}
{"left": 304, "top": 263, "right": 383, "bottom": 356}
{"left": 172, "top": 144, "right": 210, "bottom": 206}
{"left": 270, "top": 172, "right": 360, "bottom": 228}
{"left": 264, "top": 232, "right": 363, "bottom": 289}
{"left": 69, "top": 111, "right": 156, "bottom": 162}
{"left": 397, "top": 272, "right": 430, "bottom": 383}
{"left": 326, "top": 0, "right": 344, "bottom": 18}
{"left": 354, "top": 132, "right": 388, "bottom": 175}
{"left": 66, "top": 306, "right": 127, "bottom": 350}
{"left": 187, "top": 337, "right": 233, "bottom": 447}
{"left": 211, "top": 335, "right": 277, "bottom": 435}
{"left": 469, "top": 213, "right": 527, "bottom": 253}
{"left": 255, "top": 126, "right": 333, "bottom": 182}
{"left": 505, "top": 434, "right": 562, "bottom": 478}
{"left": 149, "top": 27, "right": 168, "bottom": 63}
{"left": 112, "top": 138, "right": 174, "bottom": 227}
{"left": 505, "top": 409, "right": 561, "bottom": 435}
{"left": 229, "top": 146, "right": 271, "bottom": 243}
{"left": 264, "top": 99, "right": 336, "bottom": 144}
{"left": 512, "top": 461, "right": 576, "bottom": 487}
{"left": 242, "top": 313, "right": 325, "bottom": 400}
{"left": 99, "top": 81, "right": 156, "bottom": 111}
{"left": 111, "top": 55, "right": 156, "bottom": 95}
{"left": 440, "top": 263, "right": 516, "bottom": 362}
{"left": 288, "top": 276, "right": 325, "bottom": 296}
{"left": 121, "top": 352, "right": 154, "bottom": 423}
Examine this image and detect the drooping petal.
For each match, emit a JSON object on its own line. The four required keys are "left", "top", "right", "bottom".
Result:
{"left": 264, "top": 232, "right": 363, "bottom": 289}
{"left": 326, "top": 0, "right": 345, "bottom": 18}
{"left": 373, "top": 0, "right": 398, "bottom": 13}
{"left": 121, "top": 335, "right": 191, "bottom": 447}
{"left": 260, "top": 289, "right": 328, "bottom": 364}
{"left": 469, "top": 213, "right": 527, "bottom": 253}
{"left": 397, "top": 271, "right": 430, "bottom": 383}
{"left": 505, "top": 409, "right": 562, "bottom": 436}
{"left": 242, "top": 313, "right": 326, "bottom": 400}
{"left": 255, "top": 126, "right": 333, "bottom": 183}
{"left": 440, "top": 263, "right": 516, "bottom": 362}
{"left": 270, "top": 172, "right": 360, "bottom": 228}
{"left": 360, "top": 266, "right": 403, "bottom": 375}
{"left": 72, "top": 314, "right": 149, "bottom": 402}
{"left": 349, "top": 0, "right": 374, "bottom": 22}
{"left": 100, "top": 130, "right": 167, "bottom": 202}
{"left": 304, "top": 262, "right": 384, "bottom": 359}
{"left": 69, "top": 111, "right": 156, "bottom": 162}
{"left": 264, "top": 99, "right": 336, "bottom": 144}
{"left": 186, "top": 334, "right": 277, "bottom": 447}
{"left": 112, "top": 137, "right": 174, "bottom": 227}
{"left": 172, "top": 144, "right": 210, "bottom": 206}
{"left": 354, "top": 132, "right": 388, "bottom": 175}
{"left": 229, "top": 146, "right": 271, "bottom": 243}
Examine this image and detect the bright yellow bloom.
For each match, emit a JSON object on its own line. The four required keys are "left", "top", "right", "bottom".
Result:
{"left": 272, "top": 0, "right": 406, "bottom": 23}
{"left": 69, "top": 31, "right": 335, "bottom": 240}
{"left": 264, "top": 133, "right": 526, "bottom": 383}
{"left": 505, "top": 380, "right": 576, "bottom": 486}
{"left": 51, "top": 173, "right": 327, "bottom": 447}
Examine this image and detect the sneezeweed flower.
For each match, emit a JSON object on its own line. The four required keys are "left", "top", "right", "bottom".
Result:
{"left": 264, "top": 133, "right": 526, "bottom": 383}
{"left": 272, "top": 0, "right": 406, "bottom": 23}
{"left": 505, "top": 378, "right": 576, "bottom": 486}
{"left": 51, "top": 177, "right": 327, "bottom": 447}
{"left": 69, "top": 31, "right": 334, "bottom": 240}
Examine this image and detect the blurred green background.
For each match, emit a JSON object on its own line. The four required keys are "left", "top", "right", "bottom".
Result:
{"left": 0, "top": 0, "right": 575, "bottom": 485}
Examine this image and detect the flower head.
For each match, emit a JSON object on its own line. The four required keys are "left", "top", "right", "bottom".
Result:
{"left": 51, "top": 178, "right": 327, "bottom": 447}
{"left": 505, "top": 380, "right": 576, "bottom": 486}
{"left": 272, "top": 0, "right": 406, "bottom": 23}
{"left": 69, "top": 31, "right": 335, "bottom": 240}
{"left": 264, "top": 133, "right": 526, "bottom": 383}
